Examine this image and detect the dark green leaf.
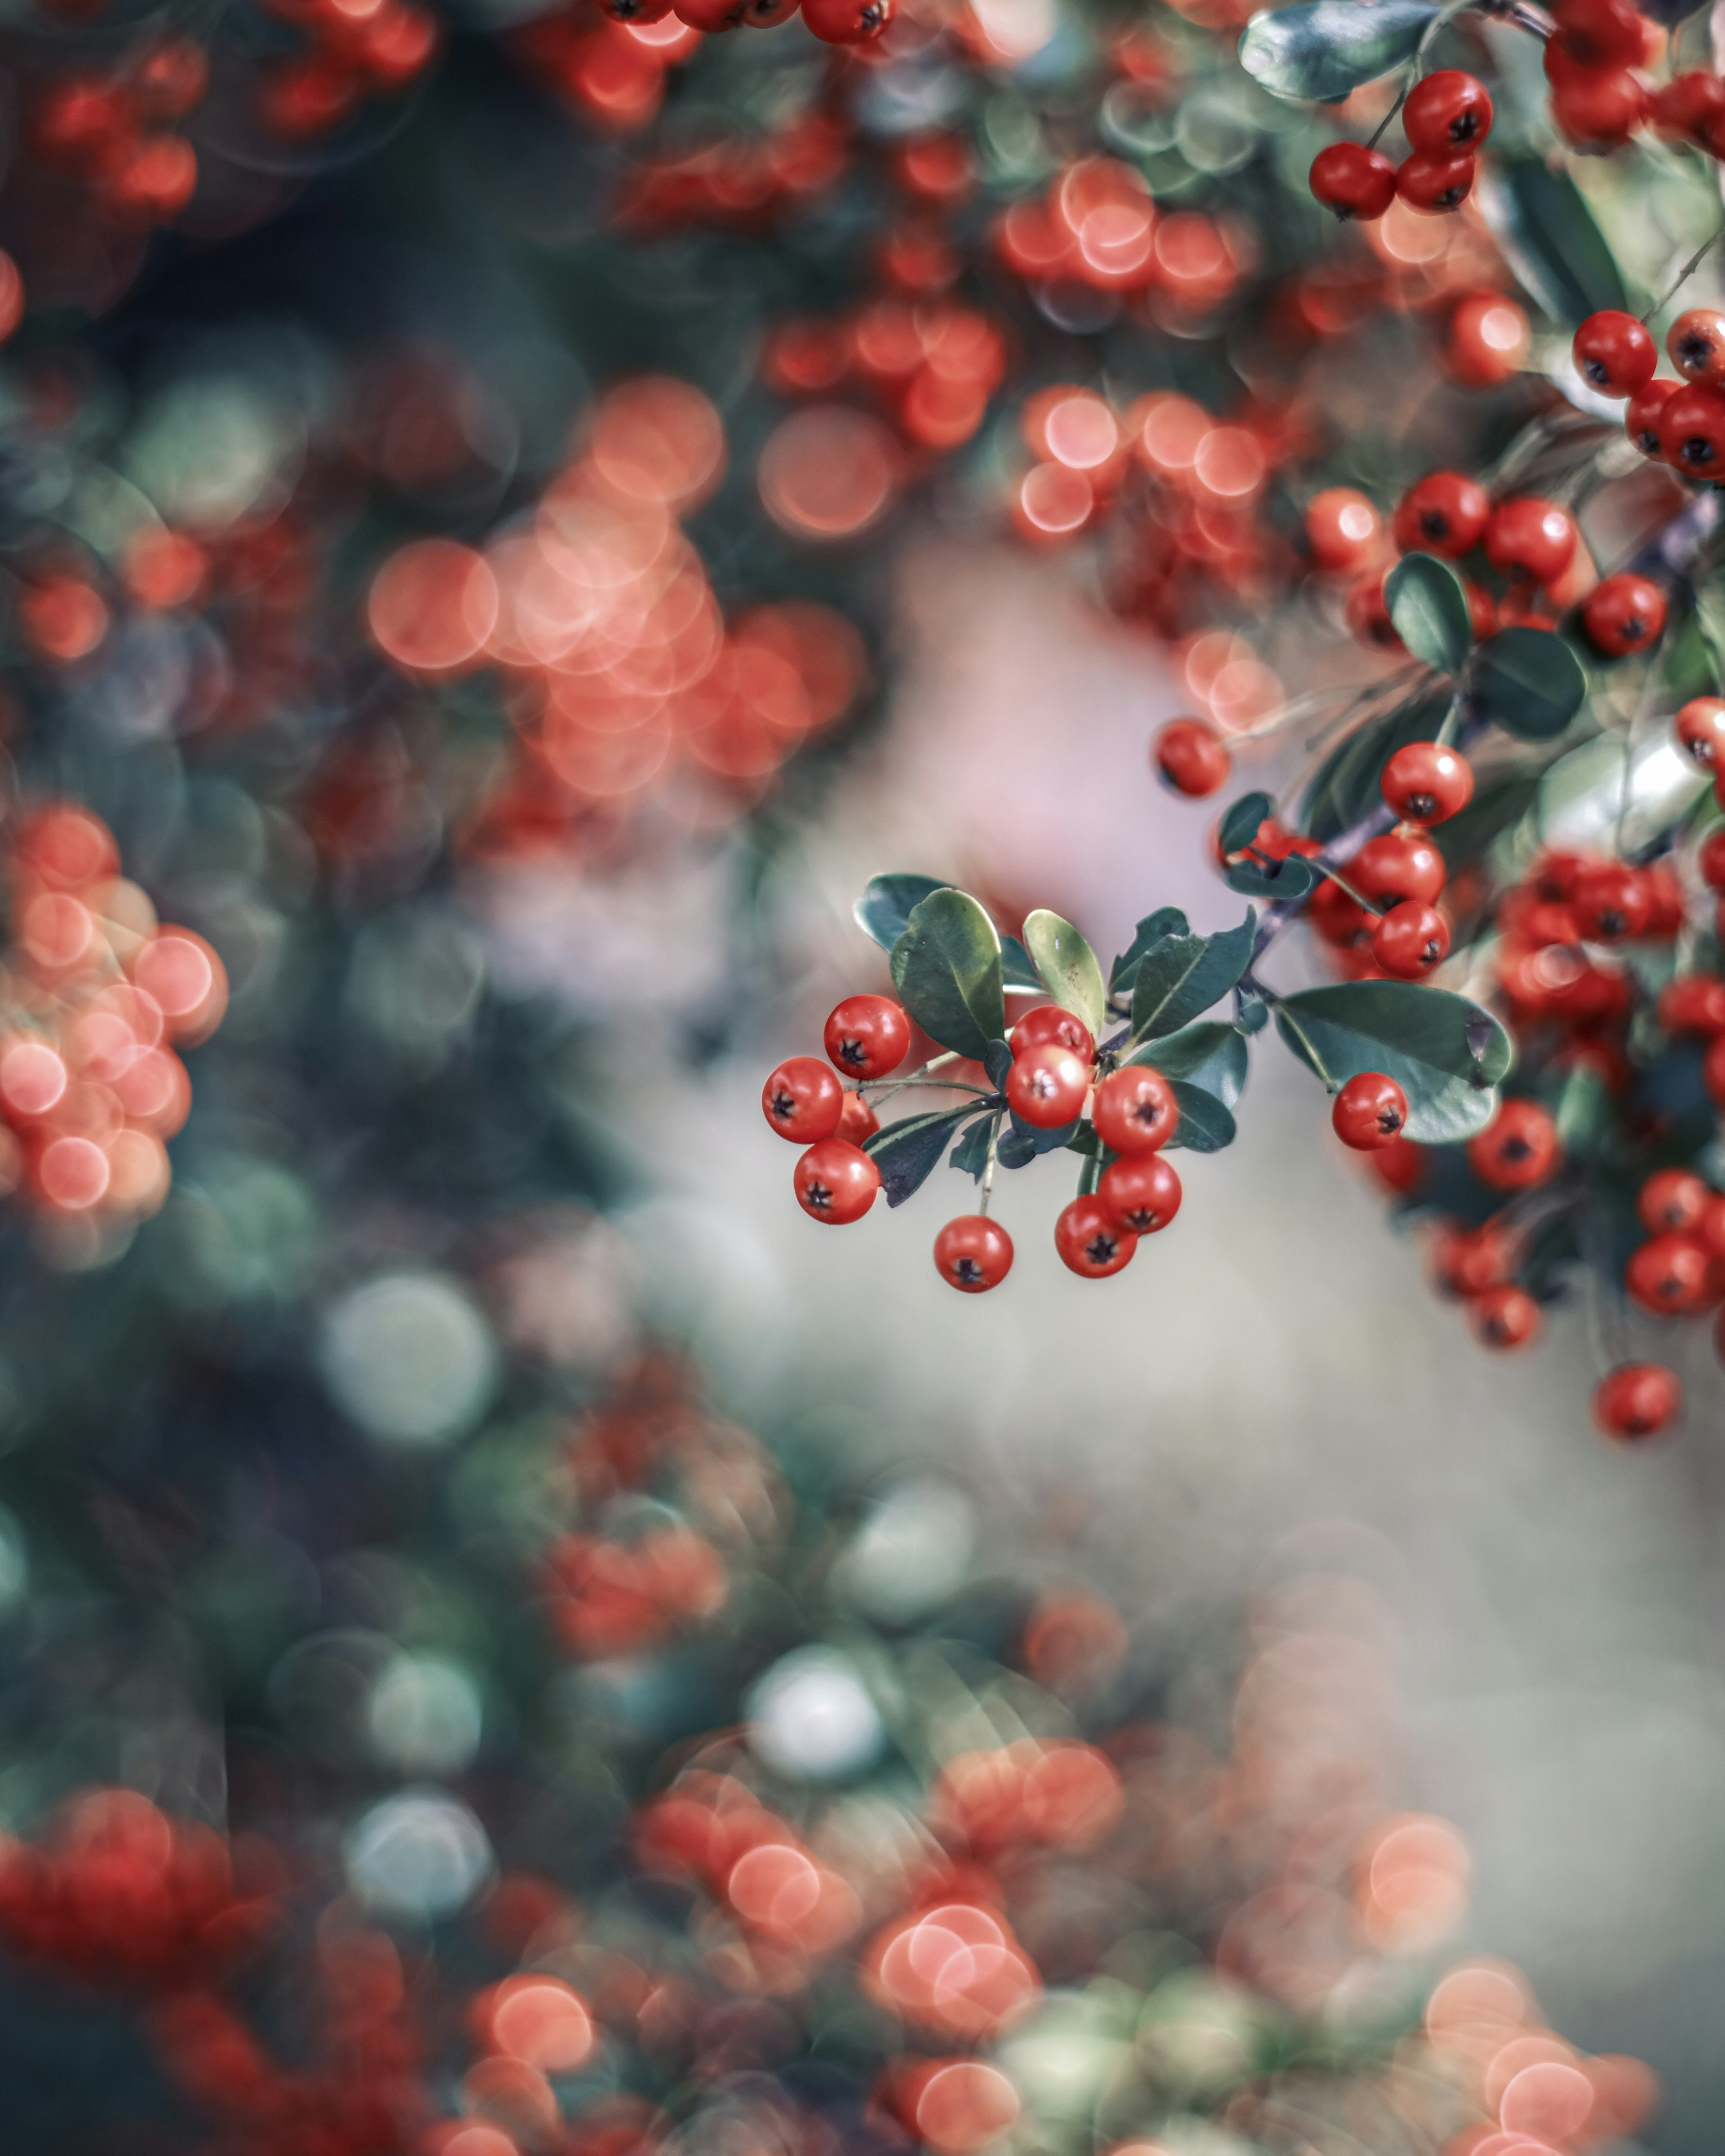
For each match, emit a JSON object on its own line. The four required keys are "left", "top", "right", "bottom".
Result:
{"left": 1482, "top": 159, "right": 1628, "bottom": 324}
{"left": 1161, "top": 1084, "right": 1238, "bottom": 1153}
{"left": 1470, "top": 627, "right": 1587, "bottom": 741}
{"left": 1001, "top": 935, "right": 1041, "bottom": 990}
{"left": 1236, "top": 993, "right": 1269, "bottom": 1035}
{"left": 1110, "top": 908, "right": 1191, "bottom": 994}
{"left": 1220, "top": 792, "right": 1274, "bottom": 854}
{"left": 1433, "top": 773, "right": 1541, "bottom": 872}
{"left": 856, "top": 873, "right": 947, "bottom": 953}
{"left": 1274, "top": 981, "right": 1513, "bottom": 1141}
{"left": 1224, "top": 853, "right": 1318, "bottom": 902}
{"left": 949, "top": 1117, "right": 994, "bottom": 1181}
{"left": 889, "top": 889, "right": 1006, "bottom": 1060}
{"left": 1128, "top": 1021, "right": 1247, "bottom": 1153}
{"left": 998, "top": 1113, "right": 1081, "bottom": 1167}
{"left": 1238, "top": 0, "right": 1438, "bottom": 102}
{"left": 1130, "top": 911, "right": 1255, "bottom": 1040}
{"left": 982, "top": 1040, "right": 1013, "bottom": 1089}
{"left": 864, "top": 1106, "right": 979, "bottom": 1207}
{"left": 1385, "top": 553, "right": 1471, "bottom": 676}
{"left": 1300, "top": 694, "right": 1446, "bottom": 844}
{"left": 1023, "top": 909, "right": 1107, "bottom": 1036}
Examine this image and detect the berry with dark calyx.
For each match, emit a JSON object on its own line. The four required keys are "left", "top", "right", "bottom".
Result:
{"left": 1332, "top": 1071, "right": 1408, "bottom": 1150}
{"left": 1468, "top": 1099, "right": 1561, "bottom": 1190}
{"left": 1593, "top": 1360, "right": 1682, "bottom": 1440}
{"left": 1007, "top": 1043, "right": 1091, "bottom": 1128}
{"left": 1403, "top": 70, "right": 1493, "bottom": 152}
{"left": 1660, "top": 974, "right": 1725, "bottom": 1034}
{"left": 1153, "top": 717, "right": 1230, "bottom": 797}
{"left": 1011, "top": 1005, "right": 1095, "bottom": 1063}
{"left": 1638, "top": 1168, "right": 1711, "bottom": 1236}
{"left": 1309, "top": 877, "right": 1372, "bottom": 949}
{"left": 1701, "top": 830, "right": 1725, "bottom": 888}
{"left": 1393, "top": 472, "right": 1489, "bottom": 558}
{"left": 1098, "top": 1152, "right": 1181, "bottom": 1234}
{"left": 1304, "top": 487, "right": 1380, "bottom": 573}
{"left": 1381, "top": 742, "right": 1474, "bottom": 823}
{"left": 1582, "top": 574, "right": 1666, "bottom": 658}
{"left": 1667, "top": 308, "right": 1725, "bottom": 384}
{"left": 824, "top": 994, "right": 911, "bottom": 1079}
{"left": 1308, "top": 142, "right": 1397, "bottom": 222}
{"left": 1626, "top": 1233, "right": 1712, "bottom": 1314}
{"left": 1485, "top": 498, "right": 1577, "bottom": 587}
{"left": 739, "top": 0, "right": 799, "bottom": 21}
{"left": 837, "top": 1091, "right": 880, "bottom": 1144}
{"left": 1372, "top": 900, "right": 1449, "bottom": 978}
{"left": 933, "top": 1215, "right": 1013, "bottom": 1292}
{"left": 1650, "top": 69, "right": 1725, "bottom": 143}
{"left": 763, "top": 1056, "right": 845, "bottom": 1143}
{"left": 1092, "top": 1066, "right": 1178, "bottom": 1154}
{"left": 801, "top": 0, "right": 891, "bottom": 40}
{"left": 1549, "top": 0, "right": 1645, "bottom": 70}
{"left": 794, "top": 1139, "right": 880, "bottom": 1223}
{"left": 1573, "top": 310, "right": 1657, "bottom": 397}
{"left": 1432, "top": 1222, "right": 1515, "bottom": 1299}
{"left": 1657, "top": 381, "right": 1725, "bottom": 474}
{"left": 1548, "top": 67, "right": 1646, "bottom": 151}
{"left": 672, "top": 0, "right": 745, "bottom": 26}
{"left": 1350, "top": 830, "right": 1446, "bottom": 908}
{"left": 1626, "top": 377, "right": 1678, "bottom": 458}
{"left": 1675, "top": 696, "right": 1725, "bottom": 767}
{"left": 1470, "top": 1283, "right": 1541, "bottom": 1349}
{"left": 1396, "top": 150, "right": 1474, "bottom": 213}
{"left": 1572, "top": 861, "right": 1650, "bottom": 942}
{"left": 1053, "top": 1194, "right": 1138, "bottom": 1280}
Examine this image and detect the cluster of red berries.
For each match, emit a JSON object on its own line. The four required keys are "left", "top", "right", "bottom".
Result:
{"left": 597, "top": 0, "right": 889, "bottom": 44}
{"left": 1310, "top": 68, "right": 1495, "bottom": 223}
{"left": 252, "top": 0, "right": 441, "bottom": 141}
{"left": 763, "top": 992, "right": 1188, "bottom": 1289}
{"left": 26, "top": 44, "right": 207, "bottom": 230}
{"left": 1577, "top": 305, "right": 1725, "bottom": 483}
{"left": 764, "top": 294, "right": 1009, "bottom": 458}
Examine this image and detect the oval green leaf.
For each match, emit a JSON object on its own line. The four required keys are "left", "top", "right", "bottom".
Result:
{"left": 1239, "top": 0, "right": 1438, "bottom": 102}
{"left": 1219, "top": 791, "right": 1274, "bottom": 855}
{"left": 1478, "top": 159, "right": 1628, "bottom": 324}
{"left": 1470, "top": 627, "right": 1587, "bottom": 742}
{"left": 1273, "top": 981, "right": 1513, "bottom": 1142}
{"left": 889, "top": 888, "right": 1006, "bottom": 1060}
{"left": 1023, "top": 909, "right": 1106, "bottom": 1037}
{"left": 864, "top": 1105, "right": 980, "bottom": 1208}
{"left": 1385, "top": 552, "right": 1471, "bottom": 676}
{"left": 856, "top": 873, "right": 947, "bottom": 954}
{"left": 1130, "top": 913, "right": 1255, "bottom": 1042}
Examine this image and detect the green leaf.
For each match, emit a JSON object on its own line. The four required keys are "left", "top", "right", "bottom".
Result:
{"left": 1481, "top": 159, "right": 1628, "bottom": 325}
{"left": 949, "top": 1118, "right": 994, "bottom": 1180}
{"left": 1385, "top": 553, "right": 1472, "bottom": 676}
{"left": 998, "top": 1113, "right": 1081, "bottom": 1167}
{"left": 1130, "top": 911, "right": 1255, "bottom": 1041}
{"left": 1225, "top": 853, "right": 1318, "bottom": 902}
{"left": 856, "top": 873, "right": 948, "bottom": 954}
{"left": 1161, "top": 1085, "right": 1237, "bottom": 1152}
{"left": 1128, "top": 1021, "right": 1247, "bottom": 1153}
{"left": 1219, "top": 792, "right": 1273, "bottom": 855}
{"left": 1110, "top": 908, "right": 1190, "bottom": 994}
{"left": 1470, "top": 628, "right": 1588, "bottom": 741}
{"left": 1432, "top": 773, "right": 1541, "bottom": 871}
{"left": 1300, "top": 694, "right": 1447, "bottom": 845}
{"left": 1237, "top": 992, "right": 1269, "bottom": 1035}
{"left": 1273, "top": 982, "right": 1513, "bottom": 1142}
{"left": 889, "top": 889, "right": 1006, "bottom": 1060}
{"left": 864, "top": 1105, "right": 980, "bottom": 1207}
{"left": 982, "top": 1039, "right": 1013, "bottom": 1089}
{"left": 1001, "top": 935, "right": 1042, "bottom": 991}
{"left": 1238, "top": 0, "right": 1438, "bottom": 103}
{"left": 1023, "top": 909, "right": 1107, "bottom": 1036}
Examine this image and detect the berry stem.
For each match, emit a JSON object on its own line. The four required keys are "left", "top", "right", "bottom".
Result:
{"left": 1077, "top": 1146, "right": 1102, "bottom": 1198}
{"left": 978, "top": 1111, "right": 1003, "bottom": 1216}
{"left": 1643, "top": 223, "right": 1725, "bottom": 327}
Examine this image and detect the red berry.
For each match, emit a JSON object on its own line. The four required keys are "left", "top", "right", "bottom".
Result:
{"left": 1626, "top": 377, "right": 1679, "bottom": 459}
{"left": 1403, "top": 70, "right": 1494, "bottom": 152}
{"left": 1650, "top": 69, "right": 1725, "bottom": 143}
{"left": 1657, "top": 381, "right": 1725, "bottom": 475}
{"left": 793, "top": 1138, "right": 880, "bottom": 1223}
{"left": 1626, "top": 1233, "right": 1713, "bottom": 1315}
{"left": 1054, "top": 1196, "right": 1137, "bottom": 1278}
{"left": 1581, "top": 574, "right": 1666, "bottom": 658}
{"left": 1702, "top": 831, "right": 1725, "bottom": 889}
{"left": 1309, "top": 877, "right": 1372, "bottom": 950}
{"left": 1705, "top": 1033, "right": 1725, "bottom": 1107}
{"left": 1447, "top": 294, "right": 1530, "bottom": 389}
{"left": 1676, "top": 696, "right": 1725, "bottom": 767}
{"left": 933, "top": 1214, "right": 1014, "bottom": 1292}
{"left": 1332, "top": 1071, "right": 1408, "bottom": 1150}
{"left": 1592, "top": 1360, "right": 1682, "bottom": 1440}
{"left": 1668, "top": 308, "right": 1725, "bottom": 384}
{"left": 1098, "top": 1152, "right": 1181, "bottom": 1234}
{"left": 1393, "top": 472, "right": 1489, "bottom": 558}
{"left": 824, "top": 994, "right": 911, "bottom": 1079}
{"left": 1571, "top": 862, "right": 1650, "bottom": 941}
{"left": 1153, "top": 717, "right": 1230, "bottom": 798}
{"left": 837, "top": 1091, "right": 880, "bottom": 1143}
{"left": 763, "top": 1056, "right": 845, "bottom": 1143}
{"left": 1550, "top": 0, "right": 1644, "bottom": 66}
{"left": 1370, "top": 1134, "right": 1424, "bottom": 1193}
{"left": 1638, "top": 1168, "right": 1711, "bottom": 1236}
{"left": 1467, "top": 1099, "right": 1561, "bottom": 1190}
{"left": 601, "top": 0, "right": 675, "bottom": 17}
{"left": 1092, "top": 1066, "right": 1178, "bottom": 1154}
{"left": 1573, "top": 310, "right": 1657, "bottom": 398}
{"left": 1350, "top": 830, "right": 1447, "bottom": 907}
{"left": 739, "top": 0, "right": 799, "bottom": 20}
{"left": 1470, "top": 1283, "right": 1541, "bottom": 1349}
{"left": 1308, "top": 142, "right": 1397, "bottom": 222}
{"left": 1432, "top": 1222, "right": 1515, "bottom": 1298}
{"left": 1659, "top": 973, "right": 1725, "bottom": 1034}
{"left": 1484, "top": 498, "right": 1577, "bottom": 586}
{"left": 1548, "top": 66, "right": 1645, "bottom": 150}
{"left": 672, "top": 0, "right": 743, "bottom": 26}
{"left": 801, "top": 0, "right": 890, "bottom": 41}
{"left": 1011, "top": 1005, "right": 1095, "bottom": 1062}
{"left": 1304, "top": 487, "right": 1380, "bottom": 573}
{"left": 1371, "top": 900, "right": 1450, "bottom": 978}
{"left": 1380, "top": 742, "right": 1474, "bottom": 824}
{"left": 1007, "top": 1043, "right": 1091, "bottom": 1128}
{"left": 1395, "top": 149, "right": 1474, "bottom": 213}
